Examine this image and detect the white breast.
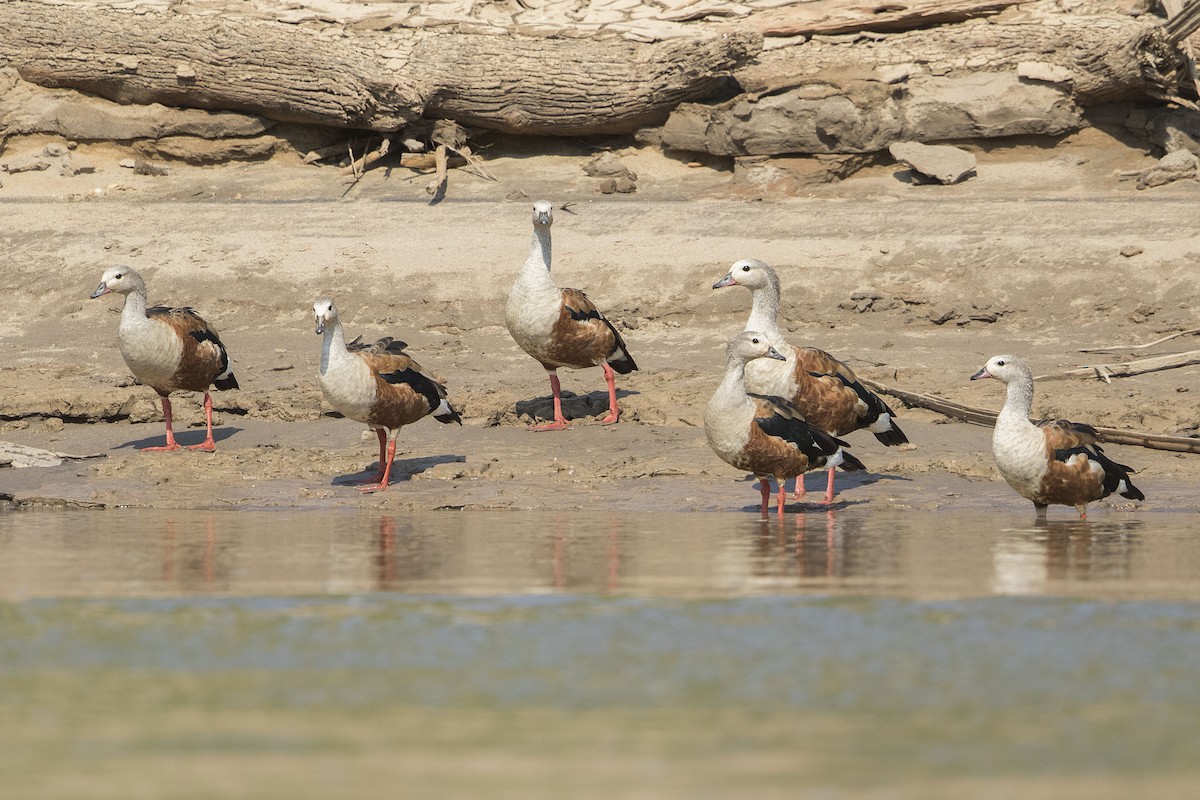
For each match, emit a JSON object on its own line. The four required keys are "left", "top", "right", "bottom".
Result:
{"left": 319, "top": 354, "right": 377, "bottom": 425}
{"left": 118, "top": 317, "right": 183, "bottom": 389}
{"left": 704, "top": 395, "right": 754, "bottom": 467}
{"left": 992, "top": 420, "right": 1048, "bottom": 499}
{"left": 505, "top": 280, "right": 562, "bottom": 361}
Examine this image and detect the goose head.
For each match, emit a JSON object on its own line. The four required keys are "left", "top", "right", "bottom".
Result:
{"left": 90, "top": 266, "right": 145, "bottom": 299}
{"left": 532, "top": 200, "right": 553, "bottom": 228}
{"left": 727, "top": 330, "right": 786, "bottom": 365}
{"left": 713, "top": 258, "right": 778, "bottom": 292}
{"left": 971, "top": 355, "right": 1032, "bottom": 384}
{"left": 313, "top": 298, "right": 339, "bottom": 335}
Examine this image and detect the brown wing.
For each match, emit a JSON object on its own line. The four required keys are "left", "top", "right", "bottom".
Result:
{"left": 787, "top": 347, "right": 870, "bottom": 435}
{"left": 148, "top": 306, "right": 232, "bottom": 392}
{"left": 543, "top": 288, "right": 621, "bottom": 369}
{"left": 357, "top": 348, "right": 460, "bottom": 430}
{"left": 1037, "top": 419, "right": 1099, "bottom": 459}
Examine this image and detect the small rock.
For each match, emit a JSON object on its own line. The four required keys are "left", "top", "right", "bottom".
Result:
{"left": 583, "top": 152, "right": 636, "bottom": 180}
{"left": 612, "top": 175, "right": 637, "bottom": 194}
{"left": 118, "top": 158, "right": 137, "bottom": 169}
{"left": 175, "top": 63, "right": 197, "bottom": 81}
{"left": 133, "top": 160, "right": 169, "bottom": 177}
{"left": 1128, "top": 304, "right": 1156, "bottom": 324}
{"left": 1119, "top": 245, "right": 1144, "bottom": 257}
{"left": 3, "top": 155, "right": 52, "bottom": 173}
{"left": 850, "top": 288, "right": 883, "bottom": 302}
{"left": 61, "top": 161, "right": 97, "bottom": 177}
{"left": 43, "top": 417, "right": 65, "bottom": 433}
{"left": 889, "top": 141, "right": 977, "bottom": 185}
{"left": 929, "top": 307, "right": 957, "bottom": 325}
{"left": 43, "top": 143, "right": 70, "bottom": 158}
{"left": 598, "top": 178, "right": 617, "bottom": 194}
{"left": 1136, "top": 149, "right": 1198, "bottom": 190}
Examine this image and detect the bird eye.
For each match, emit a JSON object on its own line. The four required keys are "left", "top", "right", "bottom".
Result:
{"left": 751, "top": 337, "right": 760, "bottom": 344}
{"left": 114, "top": 272, "right": 123, "bottom": 279}
{"left": 741, "top": 265, "right": 751, "bottom": 272}
{"left": 996, "top": 359, "right": 1006, "bottom": 366}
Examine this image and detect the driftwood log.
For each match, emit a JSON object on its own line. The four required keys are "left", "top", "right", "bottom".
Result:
{"left": 858, "top": 378, "right": 1200, "bottom": 454}
{"left": 0, "top": 1, "right": 759, "bottom": 136}
{"left": 663, "top": 9, "right": 1198, "bottom": 156}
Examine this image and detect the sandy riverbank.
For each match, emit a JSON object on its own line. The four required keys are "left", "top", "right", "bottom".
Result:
{"left": 2, "top": 128, "right": 1198, "bottom": 512}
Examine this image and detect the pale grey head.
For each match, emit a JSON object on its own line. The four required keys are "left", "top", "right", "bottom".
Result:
{"left": 712, "top": 258, "right": 778, "bottom": 291}
{"left": 90, "top": 265, "right": 146, "bottom": 299}
{"left": 532, "top": 200, "right": 553, "bottom": 228}
{"left": 313, "top": 297, "right": 338, "bottom": 335}
{"left": 970, "top": 354, "right": 1032, "bottom": 384}
{"left": 727, "top": 330, "right": 786, "bottom": 365}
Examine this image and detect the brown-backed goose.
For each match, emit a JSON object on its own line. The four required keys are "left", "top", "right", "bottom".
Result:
{"left": 713, "top": 258, "right": 906, "bottom": 503}
{"left": 314, "top": 298, "right": 462, "bottom": 493}
{"left": 705, "top": 331, "right": 866, "bottom": 516}
{"left": 90, "top": 266, "right": 238, "bottom": 451}
{"left": 505, "top": 200, "right": 637, "bottom": 431}
{"left": 971, "top": 355, "right": 1144, "bottom": 518}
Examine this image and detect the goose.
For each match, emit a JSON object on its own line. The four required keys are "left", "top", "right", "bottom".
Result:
{"left": 314, "top": 298, "right": 462, "bottom": 493}
{"left": 505, "top": 200, "right": 637, "bottom": 431}
{"left": 89, "top": 266, "right": 237, "bottom": 451}
{"left": 705, "top": 331, "right": 866, "bottom": 516}
{"left": 971, "top": 354, "right": 1144, "bottom": 518}
{"left": 713, "top": 258, "right": 906, "bottom": 503}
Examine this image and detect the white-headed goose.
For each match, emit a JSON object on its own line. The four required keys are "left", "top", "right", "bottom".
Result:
{"left": 713, "top": 258, "right": 906, "bottom": 503}
{"left": 971, "top": 355, "right": 1143, "bottom": 519}
{"left": 706, "top": 332, "right": 866, "bottom": 516}
{"left": 90, "top": 266, "right": 238, "bottom": 451}
{"left": 314, "top": 298, "right": 461, "bottom": 493}
{"left": 505, "top": 200, "right": 637, "bottom": 431}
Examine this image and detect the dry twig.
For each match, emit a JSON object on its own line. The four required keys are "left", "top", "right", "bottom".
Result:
{"left": 1032, "top": 350, "right": 1200, "bottom": 383}
{"left": 1080, "top": 327, "right": 1200, "bottom": 353}
{"left": 858, "top": 378, "right": 1200, "bottom": 454}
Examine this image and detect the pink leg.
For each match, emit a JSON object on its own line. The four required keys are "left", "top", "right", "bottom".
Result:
{"left": 142, "top": 396, "right": 182, "bottom": 452}
{"left": 359, "top": 439, "right": 398, "bottom": 494}
{"left": 822, "top": 468, "right": 837, "bottom": 505}
{"left": 598, "top": 363, "right": 620, "bottom": 425}
{"left": 187, "top": 392, "right": 217, "bottom": 451}
{"left": 791, "top": 474, "right": 807, "bottom": 501}
{"left": 347, "top": 429, "right": 389, "bottom": 485}
{"left": 776, "top": 481, "right": 788, "bottom": 517}
{"left": 531, "top": 371, "right": 569, "bottom": 431}
{"left": 758, "top": 479, "right": 771, "bottom": 515}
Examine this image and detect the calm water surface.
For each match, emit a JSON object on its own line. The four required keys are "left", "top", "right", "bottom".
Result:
{"left": 2, "top": 508, "right": 1199, "bottom": 799}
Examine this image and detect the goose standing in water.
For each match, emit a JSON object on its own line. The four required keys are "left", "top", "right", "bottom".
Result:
{"left": 505, "top": 201, "right": 637, "bottom": 431}
{"left": 713, "top": 258, "right": 906, "bottom": 503}
{"left": 314, "top": 298, "right": 461, "bottom": 493}
{"left": 90, "top": 266, "right": 238, "bottom": 451}
{"left": 706, "top": 332, "right": 866, "bottom": 516}
{"left": 971, "top": 354, "right": 1143, "bottom": 518}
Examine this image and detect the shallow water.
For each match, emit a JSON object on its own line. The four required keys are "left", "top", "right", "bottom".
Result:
{"left": 3, "top": 508, "right": 1200, "bottom": 799}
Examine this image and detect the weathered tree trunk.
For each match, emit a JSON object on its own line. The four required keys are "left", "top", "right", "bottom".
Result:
{"left": 0, "top": 1, "right": 759, "bottom": 135}
{"left": 663, "top": 13, "right": 1189, "bottom": 156}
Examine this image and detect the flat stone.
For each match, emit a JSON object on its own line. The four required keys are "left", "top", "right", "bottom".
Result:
{"left": 889, "top": 141, "right": 976, "bottom": 185}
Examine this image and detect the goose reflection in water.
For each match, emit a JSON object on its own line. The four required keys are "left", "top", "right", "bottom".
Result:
{"left": 991, "top": 519, "right": 1142, "bottom": 596}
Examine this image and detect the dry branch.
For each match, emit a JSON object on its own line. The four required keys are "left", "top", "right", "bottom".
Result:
{"left": 1080, "top": 327, "right": 1200, "bottom": 353}
{"left": 859, "top": 378, "right": 1200, "bottom": 454}
{"left": 340, "top": 138, "right": 392, "bottom": 176}
{"left": 1032, "top": 350, "right": 1200, "bottom": 383}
